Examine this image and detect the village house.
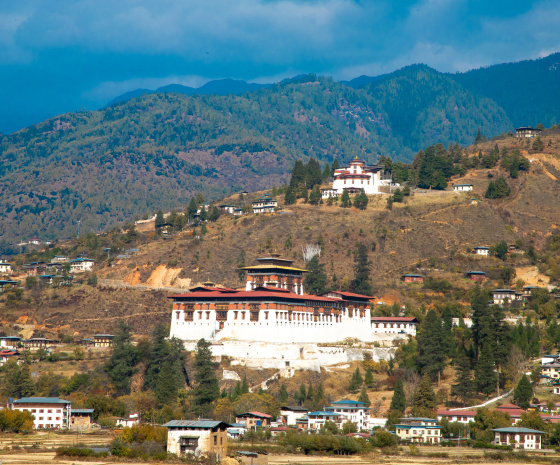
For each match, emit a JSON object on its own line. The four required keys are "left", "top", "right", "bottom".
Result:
{"left": 437, "top": 410, "right": 477, "bottom": 424}
{"left": 401, "top": 274, "right": 423, "bottom": 283}
{"left": 116, "top": 413, "right": 140, "bottom": 427}
{"left": 23, "top": 337, "right": 57, "bottom": 350}
{"left": 51, "top": 255, "right": 69, "bottom": 263}
{"left": 542, "top": 363, "right": 560, "bottom": 380}
{"left": 0, "top": 350, "right": 20, "bottom": 366}
{"left": 304, "top": 411, "right": 342, "bottom": 431}
{"left": 0, "top": 336, "right": 22, "bottom": 349}
{"left": 371, "top": 317, "right": 418, "bottom": 336}
{"left": 332, "top": 157, "right": 384, "bottom": 195}
{"left": 252, "top": 195, "right": 277, "bottom": 214}
{"left": 466, "top": 271, "right": 487, "bottom": 281}
{"left": 523, "top": 285, "right": 541, "bottom": 296}
{"left": 218, "top": 205, "right": 236, "bottom": 214}
{"left": 235, "top": 412, "right": 272, "bottom": 429}
{"left": 0, "top": 280, "right": 19, "bottom": 293}
{"left": 452, "top": 183, "right": 473, "bottom": 192}
{"left": 226, "top": 423, "right": 247, "bottom": 439}
{"left": 163, "top": 420, "right": 229, "bottom": 460}
{"left": 93, "top": 334, "right": 115, "bottom": 348}
{"left": 395, "top": 417, "right": 442, "bottom": 444}
{"left": 320, "top": 188, "right": 338, "bottom": 199}
{"left": 496, "top": 403, "right": 525, "bottom": 424}
{"left": 493, "top": 427, "right": 545, "bottom": 449}
{"left": 473, "top": 246, "right": 490, "bottom": 256}
{"left": 515, "top": 127, "right": 542, "bottom": 138}
{"left": 9, "top": 397, "right": 71, "bottom": 429}
{"left": 70, "top": 409, "right": 94, "bottom": 429}
{"left": 233, "top": 208, "right": 243, "bottom": 216}
{"left": 0, "top": 260, "right": 12, "bottom": 274}
{"left": 553, "top": 386, "right": 560, "bottom": 395}
{"left": 325, "top": 400, "right": 370, "bottom": 430}
{"left": 69, "top": 258, "right": 95, "bottom": 273}
{"left": 492, "top": 289, "right": 517, "bottom": 305}
{"left": 279, "top": 406, "right": 308, "bottom": 426}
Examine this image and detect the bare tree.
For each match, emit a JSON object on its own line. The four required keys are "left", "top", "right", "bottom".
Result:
{"left": 403, "top": 369, "right": 421, "bottom": 403}
{"left": 302, "top": 243, "right": 321, "bottom": 263}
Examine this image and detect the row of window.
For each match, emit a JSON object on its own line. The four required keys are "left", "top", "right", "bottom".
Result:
{"left": 19, "top": 408, "right": 63, "bottom": 414}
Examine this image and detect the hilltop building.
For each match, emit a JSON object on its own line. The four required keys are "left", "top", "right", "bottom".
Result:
{"left": 0, "top": 261, "right": 12, "bottom": 274}
{"left": 252, "top": 195, "right": 277, "bottom": 214}
{"left": 515, "top": 127, "right": 542, "bottom": 138}
{"left": 169, "top": 255, "right": 381, "bottom": 344}
{"left": 332, "top": 157, "right": 384, "bottom": 195}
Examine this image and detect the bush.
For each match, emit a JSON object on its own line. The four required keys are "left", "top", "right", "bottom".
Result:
{"left": 473, "top": 441, "right": 512, "bottom": 450}
{"left": 56, "top": 446, "right": 109, "bottom": 458}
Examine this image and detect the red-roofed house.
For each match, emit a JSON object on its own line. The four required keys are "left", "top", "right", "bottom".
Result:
{"left": 496, "top": 403, "right": 525, "bottom": 424}
{"left": 437, "top": 409, "right": 477, "bottom": 424}
{"left": 235, "top": 412, "right": 273, "bottom": 429}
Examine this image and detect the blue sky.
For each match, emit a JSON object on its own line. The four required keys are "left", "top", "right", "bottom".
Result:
{"left": 1, "top": 0, "right": 559, "bottom": 133}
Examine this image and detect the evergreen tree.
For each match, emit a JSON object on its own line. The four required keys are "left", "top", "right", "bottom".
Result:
{"left": 290, "top": 160, "right": 306, "bottom": 187}
{"left": 417, "top": 309, "right": 446, "bottom": 382}
{"left": 350, "top": 243, "right": 373, "bottom": 296}
{"left": 306, "top": 382, "right": 314, "bottom": 401}
{"left": 315, "top": 383, "right": 325, "bottom": 406}
{"left": 349, "top": 367, "right": 363, "bottom": 392}
{"left": 279, "top": 384, "right": 288, "bottom": 403}
{"left": 155, "top": 361, "right": 177, "bottom": 406}
{"left": 358, "top": 386, "right": 371, "bottom": 406}
{"left": 495, "top": 240, "right": 508, "bottom": 261}
{"left": 305, "top": 158, "right": 323, "bottom": 189}
{"left": 308, "top": 185, "right": 321, "bottom": 205}
{"left": 187, "top": 197, "right": 198, "bottom": 218}
{"left": 471, "top": 286, "right": 492, "bottom": 359}
{"left": 208, "top": 205, "right": 220, "bottom": 222}
{"left": 241, "top": 375, "right": 250, "bottom": 394}
{"left": 353, "top": 189, "right": 368, "bottom": 210}
{"left": 392, "top": 188, "right": 404, "bottom": 203}
{"left": 475, "top": 343, "right": 496, "bottom": 397}
{"left": 105, "top": 322, "right": 139, "bottom": 396}
{"left": 155, "top": 209, "right": 165, "bottom": 228}
{"left": 386, "top": 196, "right": 393, "bottom": 210}
{"left": 303, "top": 255, "right": 327, "bottom": 295}
{"left": 513, "top": 374, "right": 533, "bottom": 409}
{"left": 474, "top": 128, "right": 482, "bottom": 144}
{"left": 532, "top": 136, "right": 544, "bottom": 152}
{"left": 296, "top": 382, "right": 307, "bottom": 405}
{"left": 284, "top": 186, "right": 296, "bottom": 205}
{"left": 389, "top": 378, "right": 407, "bottom": 413}
{"left": 411, "top": 375, "right": 436, "bottom": 418}
{"left": 192, "top": 338, "right": 220, "bottom": 416}
{"left": 331, "top": 159, "right": 340, "bottom": 172}
{"left": 364, "top": 368, "right": 374, "bottom": 387}
{"left": 144, "top": 324, "right": 170, "bottom": 391}
{"left": 340, "top": 189, "right": 351, "bottom": 207}
{"left": 233, "top": 382, "right": 242, "bottom": 400}
{"left": 451, "top": 350, "right": 475, "bottom": 406}
{"left": 322, "top": 164, "right": 332, "bottom": 180}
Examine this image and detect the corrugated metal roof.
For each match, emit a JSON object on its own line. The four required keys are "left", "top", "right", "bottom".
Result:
{"left": 14, "top": 397, "right": 70, "bottom": 404}
{"left": 71, "top": 409, "right": 94, "bottom": 413}
{"left": 492, "top": 427, "right": 545, "bottom": 434}
{"left": 162, "top": 420, "right": 230, "bottom": 428}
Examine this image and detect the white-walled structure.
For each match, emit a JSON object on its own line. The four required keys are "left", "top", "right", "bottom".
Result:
{"left": 437, "top": 410, "right": 476, "bottom": 424}
{"left": 452, "top": 183, "right": 473, "bottom": 192}
{"left": 326, "top": 400, "right": 370, "bottom": 430}
{"left": 321, "top": 188, "right": 338, "bottom": 199}
{"left": 395, "top": 418, "right": 442, "bottom": 444}
{"left": 163, "top": 420, "right": 229, "bottom": 459}
{"left": 473, "top": 247, "right": 490, "bottom": 255}
{"left": 0, "top": 261, "right": 12, "bottom": 274}
{"left": 332, "top": 158, "right": 383, "bottom": 195}
{"left": 252, "top": 195, "right": 277, "bottom": 214}
{"left": 69, "top": 258, "right": 94, "bottom": 273}
{"left": 493, "top": 427, "right": 544, "bottom": 449}
{"left": 280, "top": 406, "right": 308, "bottom": 426}
{"left": 371, "top": 317, "right": 418, "bottom": 336}
{"left": 9, "top": 397, "right": 71, "bottom": 429}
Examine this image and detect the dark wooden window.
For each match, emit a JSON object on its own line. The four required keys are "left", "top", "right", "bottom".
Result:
{"left": 216, "top": 311, "right": 227, "bottom": 321}
{"left": 186, "top": 311, "right": 194, "bottom": 321}
{"left": 250, "top": 311, "right": 259, "bottom": 321}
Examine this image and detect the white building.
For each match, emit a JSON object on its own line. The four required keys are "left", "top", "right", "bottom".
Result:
{"left": 9, "top": 397, "right": 71, "bottom": 429}
{"left": 321, "top": 188, "right": 338, "bottom": 199}
{"left": 395, "top": 417, "right": 442, "bottom": 444}
{"left": 492, "top": 289, "right": 526, "bottom": 305}
{"left": 332, "top": 157, "right": 384, "bottom": 195}
{"left": 69, "top": 258, "right": 95, "bottom": 273}
{"left": 371, "top": 317, "right": 418, "bottom": 337}
{"left": 0, "top": 261, "right": 12, "bottom": 274}
{"left": 473, "top": 246, "right": 490, "bottom": 255}
{"left": 0, "top": 336, "right": 22, "bottom": 349}
{"left": 252, "top": 195, "right": 277, "bottom": 214}
{"left": 163, "top": 420, "right": 229, "bottom": 460}
{"left": 279, "top": 406, "right": 308, "bottom": 426}
{"left": 219, "top": 205, "right": 236, "bottom": 214}
{"left": 116, "top": 412, "right": 140, "bottom": 427}
{"left": 515, "top": 127, "right": 542, "bottom": 138}
{"left": 493, "top": 427, "right": 545, "bottom": 449}
{"left": 452, "top": 183, "right": 473, "bottom": 192}
{"left": 326, "top": 400, "right": 370, "bottom": 430}
{"left": 51, "top": 256, "right": 69, "bottom": 263}
{"left": 305, "top": 411, "right": 342, "bottom": 431}
{"left": 437, "top": 409, "right": 476, "bottom": 424}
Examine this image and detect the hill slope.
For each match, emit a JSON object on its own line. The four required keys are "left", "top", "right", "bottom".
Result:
{"left": 0, "top": 73, "right": 512, "bottom": 246}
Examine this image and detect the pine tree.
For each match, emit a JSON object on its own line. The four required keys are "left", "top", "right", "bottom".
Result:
{"left": 411, "top": 375, "right": 436, "bottom": 418}
{"left": 306, "top": 382, "right": 314, "bottom": 401}
{"left": 349, "top": 367, "right": 363, "bottom": 392}
{"left": 284, "top": 186, "right": 296, "bottom": 205}
{"left": 417, "top": 309, "right": 446, "bottom": 382}
{"left": 303, "top": 255, "right": 327, "bottom": 295}
{"left": 350, "top": 243, "right": 373, "bottom": 296}
{"left": 105, "top": 322, "right": 139, "bottom": 396}
{"left": 353, "top": 189, "right": 368, "bottom": 210}
{"left": 187, "top": 197, "right": 198, "bottom": 218}
{"left": 340, "top": 189, "right": 350, "bottom": 207}
{"left": 241, "top": 375, "right": 249, "bottom": 394}
{"left": 18, "top": 364, "right": 35, "bottom": 397}
{"left": 513, "top": 374, "right": 533, "bottom": 409}
{"left": 305, "top": 158, "right": 323, "bottom": 189}
{"left": 296, "top": 382, "right": 307, "bottom": 405}
{"left": 290, "top": 160, "right": 306, "bottom": 187}
{"left": 315, "top": 383, "right": 325, "bottom": 405}
{"left": 308, "top": 185, "right": 321, "bottom": 205}
{"left": 358, "top": 386, "right": 371, "bottom": 406}
{"left": 192, "top": 338, "right": 220, "bottom": 416}
{"left": 155, "top": 361, "right": 177, "bottom": 406}
{"left": 386, "top": 196, "right": 393, "bottom": 210}
{"left": 475, "top": 343, "right": 496, "bottom": 397}
{"left": 322, "top": 164, "right": 332, "bottom": 180}
{"left": 144, "top": 324, "right": 170, "bottom": 391}
{"left": 451, "top": 350, "right": 475, "bottom": 406}
{"left": 390, "top": 377, "right": 407, "bottom": 413}
{"left": 331, "top": 159, "right": 340, "bottom": 172}
{"left": 279, "top": 384, "right": 288, "bottom": 403}
{"left": 474, "top": 128, "right": 482, "bottom": 144}
{"left": 364, "top": 368, "right": 374, "bottom": 387}
{"left": 155, "top": 210, "right": 165, "bottom": 228}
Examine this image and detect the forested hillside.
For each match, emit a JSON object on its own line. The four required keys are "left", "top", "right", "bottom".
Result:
{"left": 450, "top": 52, "right": 560, "bottom": 128}
{"left": 0, "top": 70, "right": 512, "bottom": 246}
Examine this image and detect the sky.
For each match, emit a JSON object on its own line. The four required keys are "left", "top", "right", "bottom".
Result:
{"left": 1, "top": 0, "right": 559, "bottom": 134}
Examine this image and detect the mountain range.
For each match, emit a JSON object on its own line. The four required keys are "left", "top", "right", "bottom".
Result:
{"left": 1, "top": 53, "right": 559, "bottom": 248}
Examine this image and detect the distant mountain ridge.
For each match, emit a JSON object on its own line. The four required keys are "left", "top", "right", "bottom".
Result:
{"left": 108, "top": 79, "right": 271, "bottom": 105}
